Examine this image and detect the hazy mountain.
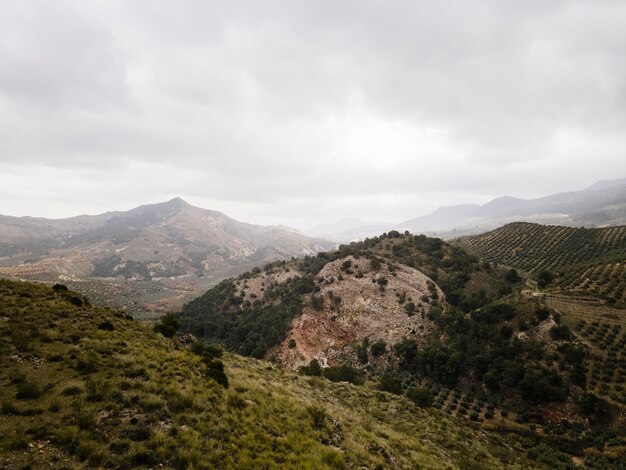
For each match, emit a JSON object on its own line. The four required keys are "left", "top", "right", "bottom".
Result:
{"left": 397, "top": 177, "right": 626, "bottom": 238}
{"left": 307, "top": 217, "right": 374, "bottom": 236}
{"left": 306, "top": 178, "right": 626, "bottom": 241}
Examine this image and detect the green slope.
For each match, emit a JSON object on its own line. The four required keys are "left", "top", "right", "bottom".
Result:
{"left": 1, "top": 279, "right": 548, "bottom": 469}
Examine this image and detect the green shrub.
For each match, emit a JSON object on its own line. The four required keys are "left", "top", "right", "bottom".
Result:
{"left": 16, "top": 381, "right": 42, "bottom": 399}
{"left": 405, "top": 386, "right": 434, "bottom": 408}
{"left": 306, "top": 405, "right": 328, "bottom": 430}
{"left": 378, "top": 374, "right": 402, "bottom": 395}
{"left": 153, "top": 313, "right": 180, "bottom": 337}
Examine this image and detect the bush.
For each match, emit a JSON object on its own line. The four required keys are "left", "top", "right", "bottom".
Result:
{"left": 549, "top": 325, "right": 571, "bottom": 341}
{"left": 504, "top": 269, "right": 520, "bottom": 283}
{"left": 370, "top": 340, "right": 387, "bottom": 357}
{"left": 306, "top": 405, "right": 328, "bottom": 430}
{"left": 405, "top": 386, "right": 433, "bottom": 408}
{"left": 206, "top": 359, "right": 229, "bottom": 388}
{"left": 378, "top": 374, "right": 403, "bottom": 395}
{"left": 153, "top": 313, "right": 179, "bottom": 338}
{"left": 536, "top": 270, "right": 555, "bottom": 289}
{"left": 323, "top": 365, "right": 362, "bottom": 384}
{"left": 299, "top": 359, "right": 322, "bottom": 377}
{"left": 16, "top": 381, "right": 42, "bottom": 399}
{"left": 535, "top": 307, "right": 550, "bottom": 321}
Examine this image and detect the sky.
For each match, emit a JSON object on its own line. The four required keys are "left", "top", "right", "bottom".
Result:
{"left": 1, "top": 0, "right": 625, "bottom": 231}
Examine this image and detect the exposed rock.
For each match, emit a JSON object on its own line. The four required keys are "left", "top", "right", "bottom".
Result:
{"left": 268, "top": 256, "right": 445, "bottom": 369}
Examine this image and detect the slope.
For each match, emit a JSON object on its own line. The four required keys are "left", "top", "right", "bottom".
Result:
{"left": 453, "top": 222, "right": 626, "bottom": 305}
{"left": 0, "top": 198, "right": 334, "bottom": 317}
{"left": 0, "top": 279, "right": 544, "bottom": 469}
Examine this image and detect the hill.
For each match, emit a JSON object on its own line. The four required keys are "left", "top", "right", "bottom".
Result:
{"left": 453, "top": 222, "right": 626, "bottom": 306}
{"left": 0, "top": 279, "right": 551, "bottom": 469}
{"left": 0, "top": 198, "right": 334, "bottom": 317}
{"left": 179, "top": 230, "right": 626, "bottom": 466}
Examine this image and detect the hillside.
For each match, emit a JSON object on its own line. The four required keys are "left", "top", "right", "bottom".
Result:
{"left": 179, "top": 230, "right": 626, "bottom": 466}
{"left": 454, "top": 222, "right": 626, "bottom": 306}
{"left": 0, "top": 279, "right": 553, "bottom": 469}
{"left": 0, "top": 199, "right": 334, "bottom": 317}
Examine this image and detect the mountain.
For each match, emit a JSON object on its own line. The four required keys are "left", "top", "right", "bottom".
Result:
{"left": 0, "top": 279, "right": 548, "bottom": 469}
{"left": 0, "top": 198, "right": 335, "bottom": 316}
{"left": 179, "top": 229, "right": 626, "bottom": 465}
{"left": 306, "top": 218, "right": 391, "bottom": 241}
{"left": 397, "top": 178, "right": 626, "bottom": 237}
{"left": 312, "top": 178, "right": 626, "bottom": 241}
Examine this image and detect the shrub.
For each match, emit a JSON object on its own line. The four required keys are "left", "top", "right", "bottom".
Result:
{"left": 370, "top": 340, "right": 387, "bottom": 357}
{"left": 323, "top": 365, "right": 362, "bottom": 384}
{"left": 405, "top": 386, "right": 433, "bottom": 408}
{"left": 153, "top": 313, "right": 179, "bottom": 337}
{"left": 378, "top": 374, "right": 403, "bottom": 395}
{"left": 549, "top": 325, "right": 571, "bottom": 341}
{"left": 206, "top": 359, "right": 229, "bottom": 388}
{"left": 299, "top": 359, "right": 322, "bottom": 377}
{"left": 504, "top": 269, "right": 520, "bottom": 283}
{"left": 16, "top": 381, "right": 42, "bottom": 399}
{"left": 535, "top": 308, "right": 550, "bottom": 321}
{"left": 306, "top": 405, "right": 328, "bottom": 430}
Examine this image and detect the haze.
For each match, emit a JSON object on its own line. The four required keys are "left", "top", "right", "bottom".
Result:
{"left": 1, "top": 0, "right": 625, "bottom": 230}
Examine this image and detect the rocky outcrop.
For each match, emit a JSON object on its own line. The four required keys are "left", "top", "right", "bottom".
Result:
{"left": 261, "top": 256, "right": 445, "bottom": 369}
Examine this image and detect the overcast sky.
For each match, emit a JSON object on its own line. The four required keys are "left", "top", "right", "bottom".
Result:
{"left": 1, "top": 0, "right": 625, "bottom": 230}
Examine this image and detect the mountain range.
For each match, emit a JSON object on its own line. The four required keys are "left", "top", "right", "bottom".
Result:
{"left": 0, "top": 198, "right": 334, "bottom": 315}
{"left": 307, "top": 177, "right": 626, "bottom": 241}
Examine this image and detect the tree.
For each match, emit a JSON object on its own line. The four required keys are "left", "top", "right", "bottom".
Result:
{"left": 504, "top": 269, "right": 520, "bottom": 283}
{"left": 370, "top": 340, "right": 387, "bottom": 357}
{"left": 483, "top": 370, "right": 500, "bottom": 391}
{"left": 549, "top": 325, "right": 571, "bottom": 341}
{"left": 153, "top": 313, "right": 179, "bottom": 338}
{"left": 378, "top": 374, "right": 403, "bottom": 394}
{"left": 405, "top": 386, "right": 433, "bottom": 408}
{"left": 536, "top": 270, "right": 555, "bottom": 289}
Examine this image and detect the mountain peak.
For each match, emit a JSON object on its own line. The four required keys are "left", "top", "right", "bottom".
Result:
{"left": 165, "top": 197, "right": 191, "bottom": 208}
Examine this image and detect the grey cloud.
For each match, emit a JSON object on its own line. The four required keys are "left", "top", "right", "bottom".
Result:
{"left": 0, "top": 0, "right": 625, "bottom": 227}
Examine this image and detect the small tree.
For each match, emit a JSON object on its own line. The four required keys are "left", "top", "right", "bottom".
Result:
{"left": 405, "top": 386, "right": 433, "bottom": 407}
{"left": 504, "top": 269, "right": 520, "bottom": 283}
{"left": 153, "top": 313, "right": 179, "bottom": 338}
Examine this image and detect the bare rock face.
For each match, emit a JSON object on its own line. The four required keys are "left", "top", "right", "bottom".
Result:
{"left": 268, "top": 256, "right": 445, "bottom": 369}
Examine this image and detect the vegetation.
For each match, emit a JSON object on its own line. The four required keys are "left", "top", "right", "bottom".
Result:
{"left": 454, "top": 222, "right": 626, "bottom": 306}
{"left": 180, "top": 231, "right": 509, "bottom": 359}
{"left": 0, "top": 279, "right": 549, "bottom": 469}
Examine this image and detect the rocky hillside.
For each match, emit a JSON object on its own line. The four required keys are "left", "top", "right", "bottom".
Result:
{"left": 180, "top": 231, "right": 500, "bottom": 362}
{"left": 180, "top": 231, "right": 626, "bottom": 466}
{"left": 0, "top": 279, "right": 551, "bottom": 469}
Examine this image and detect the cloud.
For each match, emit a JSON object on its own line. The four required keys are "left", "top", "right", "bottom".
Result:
{"left": 0, "top": 0, "right": 625, "bottom": 228}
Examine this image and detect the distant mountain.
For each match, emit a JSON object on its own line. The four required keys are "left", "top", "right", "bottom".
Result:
{"left": 306, "top": 218, "right": 391, "bottom": 242}
{"left": 397, "top": 177, "right": 626, "bottom": 238}
{"left": 307, "top": 217, "right": 373, "bottom": 236}
{"left": 0, "top": 198, "right": 335, "bottom": 314}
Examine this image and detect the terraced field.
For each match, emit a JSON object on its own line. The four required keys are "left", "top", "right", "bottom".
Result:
{"left": 545, "top": 295, "right": 626, "bottom": 406}
{"left": 454, "top": 223, "right": 626, "bottom": 305}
